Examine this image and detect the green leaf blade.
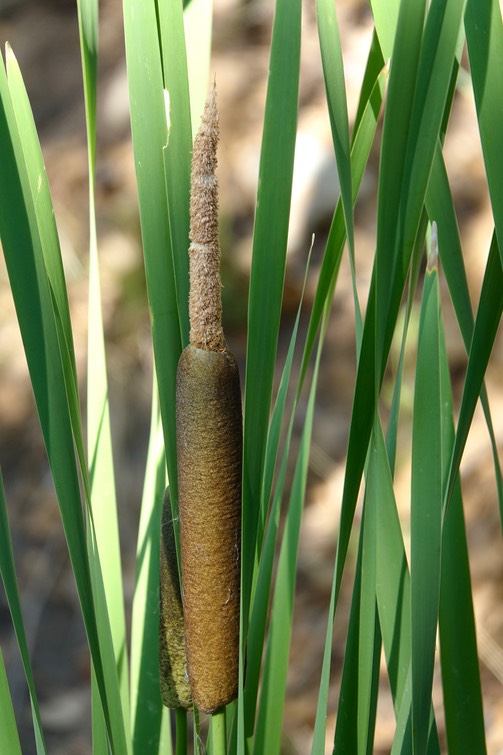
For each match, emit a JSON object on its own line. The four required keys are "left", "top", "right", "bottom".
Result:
{"left": 123, "top": 0, "right": 182, "bottom": 512}
{"left": 437, "top": 303, "right": 487, "bottom": 754}
{"left": 465, "top": 0, "right": 503, "bottom": 267}
{"left": 242, "top": 0, "right": 302, "bottom": 619}
{"left": 410, "top": 269, "right": 442, "bottom": 755}
{"left": 0, "top": 648, "right": 22, "bottom": 755}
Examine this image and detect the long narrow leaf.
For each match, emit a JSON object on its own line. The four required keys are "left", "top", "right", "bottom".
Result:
{"left": 310, "top": 63, "right": 388, "bottom": 754}
{"left": 444, "top": 233, "right": 503, "bottom": 516}
{"left": 4, "top": 48, "right": 87, "bottom": 496}
{"left": 426, "top": 147, "right": 503, "bottom": 521}
{"left": 410, "top": 263, "right": 442, "bottom": 755}
{"left": 0, "top": 50, "right": 127, "bottom": 755}
{"left": 159, "top": 0, "right": 193, "bottom": 347}
{"left": 0, "top": 472, "right": 46, "bottom": 754}
{"left": 242, "top": 0, "right": 302, "bottom": 617}
{"left": 438, "top": 305, "right": 487, "bottom": 753}
{"left": 76, "top": 0, "right": 130, "bottom": 739}
{"left": 0, "top": 647, "right": 22, "bottom": 755}
{"left": 316, "top": 0, "right": 358, "bottom": 335}
{"left": 334, "top": 0, "right": 463, "bottom": 632}
{"left": 300, "top": 65, "right": 387, "bottom": 388}
{"left": 123, "top": 0, "right": 182, "bottom": 514}
{"left": 244, "top": 260, "right": 312, "bottom": 746}
{"left": 333, "top": 499, "right": 380, "bottom": 755}
{"left": 130, "top": 379, "right": 169, "bottom": 755}
{"left": 374, "top": 420, "right": 441, "bottom": 754}
{"left": 253, "top": 326, "right": 324, "bottom": 755}
{"left": 465, "top": 0, "right": 503, "bottom": 267}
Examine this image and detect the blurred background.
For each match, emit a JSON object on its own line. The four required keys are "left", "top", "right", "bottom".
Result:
{"left": 0, "top": 0, "right": 502, "bottom": 752}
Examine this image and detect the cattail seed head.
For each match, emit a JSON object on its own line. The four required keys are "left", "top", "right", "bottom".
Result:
{"left": 159, "top": 489, "right": 192, "bottom": 709}
{"left": 175, "top": 84, "right": 242, "bottom": 713}
{"left": 177, "top": 344, "right": 242, "bottom": 712}
{"left": 188, "top": 83, "right": 224, "bottom": 352}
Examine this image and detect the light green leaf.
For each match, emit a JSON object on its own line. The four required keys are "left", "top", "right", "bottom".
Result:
{"left": 0, "top": 472, "right": 46, "bottom": 754}
{"left": 159, "top": 0, "right": 193, "bottom": 346}
{"left": 0, "top": 647, "right": 22, "bottom": 755}
{"left": 123, "top": 0, "right": 182, "bottom": 515}
{"left": 130, "top": 380, "right": 168, "bottom": 754}
{"left": 76, "top": 0, "right": 130, "bottom": 739}
{"left": 0, "top": 48, "right": 128, "bottom": 754}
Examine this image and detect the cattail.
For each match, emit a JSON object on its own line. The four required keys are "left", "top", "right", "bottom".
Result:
{"left": 159, "top": 489, "right": 192, "bottom": 709}
{"left": 176, "top": 84, "right": 242, "bottom": 713}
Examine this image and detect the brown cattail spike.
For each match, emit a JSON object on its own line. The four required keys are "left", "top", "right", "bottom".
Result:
{"left": 188, "top": 83, "right": 224, "bottom": 351}
{"left": 177, "top": 345, "right": 242, "bottom": 712}
{"left": 159, "top": 489, "right": 192, "bottom": 709}
{"left": 176, "top": 85, "right": 242, "bottom": 713}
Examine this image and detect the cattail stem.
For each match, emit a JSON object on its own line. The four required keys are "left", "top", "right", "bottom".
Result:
{"left": 208, "top": 708, "right": 227, "bottom": 755}
{"left": 174, "top": 709, "right": 188, "bottom": 755}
